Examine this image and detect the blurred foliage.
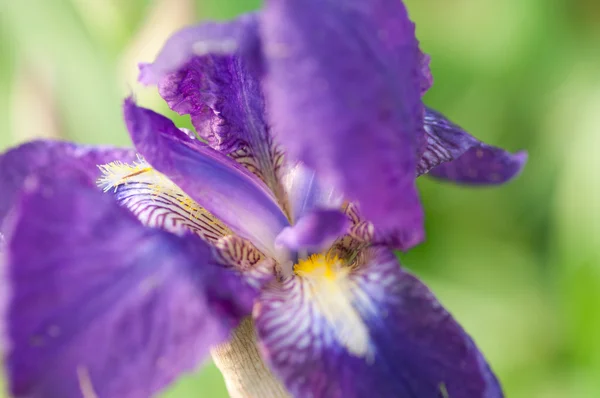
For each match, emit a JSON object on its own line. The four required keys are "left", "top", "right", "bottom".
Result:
{"left": 0, "top": 0, "right": 599, "bottom": 397}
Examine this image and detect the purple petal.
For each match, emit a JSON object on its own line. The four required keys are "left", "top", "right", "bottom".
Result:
{"left": 2, "top": 174, "right": 258, "bottom": 398}
{"left": 0, "top": 140, "right": 136, "bottom": 230}
{"left": 158, "top": 53, "right": 288, "bottom": 213}
{"left": 428, "top": 146, "right": 528, "bottom": 185}
{"left": 139, "top": 13, "right": 260, "bottom": 86}
{"left": 420, "top": 107, "right": 527, "bottom": 184}
{"left": 420, "top": 52, "right": 433, "bottom": 95}
{"left": 417, "top": 107, "right": 478, "bottom": 175}
{"left": 124, "top": 99, "right": 290, "bottom": 260}
{"left": 275, "top": 209, "right": 349, "bottom": 252}
{"left": 262, "top": 0, "right": 425, "bottom": 250}
{"left": 255, "top": 248, "right": 502, "bottom": 398}
{"left": 283, "top": 163, "right": 343, "bottom": 222}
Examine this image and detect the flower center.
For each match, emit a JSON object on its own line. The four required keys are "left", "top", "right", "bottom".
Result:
{"left": 291, "top": 254, "right": 371, "bottom": 357}
{"left": 293, "top": 253, "right": 344, "bottom": 280}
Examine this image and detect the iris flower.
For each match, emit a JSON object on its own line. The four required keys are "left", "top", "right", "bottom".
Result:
{"left": 0, "top": 1, "right": 526, "bottom": 398}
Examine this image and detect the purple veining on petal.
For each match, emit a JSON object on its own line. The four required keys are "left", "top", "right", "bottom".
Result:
{"left": 157, "top": 53, "right": 288, "bottom": 212}
{"left": 123, "top": 99, "right": 290, "bottom": 261}
{"left": 262, "top": 0, "right": 425, "bottom": 251}
{"left": 2, "top": 174, "right": 257, "bottom": 398}
{"left": 275, "top": 209, "right": 349, "bottom": 252}
{"left": 139, "top": 13, "right": 260, "bottom": 86}
{"left": 417, "top": 107, "right": 479, "bottom": 176}
{"left": 212, "top": 236, "right": 277, "bottom": 290}
{"left": 0, "top": 140, "right": 136, "bottom": 231}
{"left": 110, "top": 181, "right": 232, "bottom": 244}
{"left": 255, "top": 247, "right": 503, "bottom": 398}
{"left": 420, "top": 107, "right": 527, "bottom": 184}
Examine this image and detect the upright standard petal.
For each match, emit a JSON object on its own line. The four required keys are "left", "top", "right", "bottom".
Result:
{"left": 157, "top": 53, "right": 288, "bottom": 213}
{"left": 2, "top": 175, "right": 258, "bottom": 398}
{"left": 0, "top": 140, "right": 136, "bottom": 229}
{"left": 139, "top": 13, "right": 260, "bottom": 86}
{"left": 124, "top": 99, "right": 290, "bottom": 260}
{"left": 261, "top": 0, "right": 425, "bottom": 250}
{"left": 419, "top": 107, "right": 527, "bottom": 184}
{"left": 255, "top": 248, "right": 502, "bottom": 398}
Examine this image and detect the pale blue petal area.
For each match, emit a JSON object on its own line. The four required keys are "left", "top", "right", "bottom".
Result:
{"left": 2, "top": 173, "right": 258, "bottom": 398}
{"left": 139, "top": 13, "right": 261, "bottom": 86}
{"left": 282, "top": 163, "right": 343, "bottom": 223}
{"left": 255, "top": 248, "right": 503, "bottom": 398}
{"left": 123, "top": 99, "right": 290, "bottom": 261}
{"left": 0, "top": 140, "right": 136, "bottom": 231}
{"left": 275, "top": 209, "right": 349, "bottom": 252}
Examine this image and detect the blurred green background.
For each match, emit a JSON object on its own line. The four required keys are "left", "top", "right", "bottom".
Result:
{"left": 1, "top": 0, "right": 599, "bottom": 397}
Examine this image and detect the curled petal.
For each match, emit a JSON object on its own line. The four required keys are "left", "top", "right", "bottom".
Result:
{"left": 255, "top": 248, "right": 502, "bottom": 398}
{"left": 262, "top": 0, "right": 425, "bottom": 250}
{"left": 275, "top": 209, "right": 349, "bottom": 252}
{"left": 429, "top": 146, "right": 528, "bottom": 185}
{"left": 0, "top": 140, "right": 135, "bottom": 230}
{"left": 420, "top": 107, "right": 527, "bottom": 184}
{"left": 157, "top": 54, "right": 288, "bottom": 213}
{"left": 139, "top": 13, "right": 260, "bottom": 85}
{"left": 124, "top": 99, "right": 290, "bottom": 261}
{"left": 2, "top": 175, "right": 257, "bottom": 398}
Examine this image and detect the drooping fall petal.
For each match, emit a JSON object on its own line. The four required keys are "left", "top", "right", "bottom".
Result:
{"left": 255, "top": 248, "right": 502, "bottom": 398}
{"left": 0, "top": 140, "right": 136, "bottom": 229}
{"left": 2, "top": 174, "right": 258, "bottom": 398}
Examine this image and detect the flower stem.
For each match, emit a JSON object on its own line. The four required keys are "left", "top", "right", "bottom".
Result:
{"left": 211, "top": 317, "right": 290, "bottom": 398}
